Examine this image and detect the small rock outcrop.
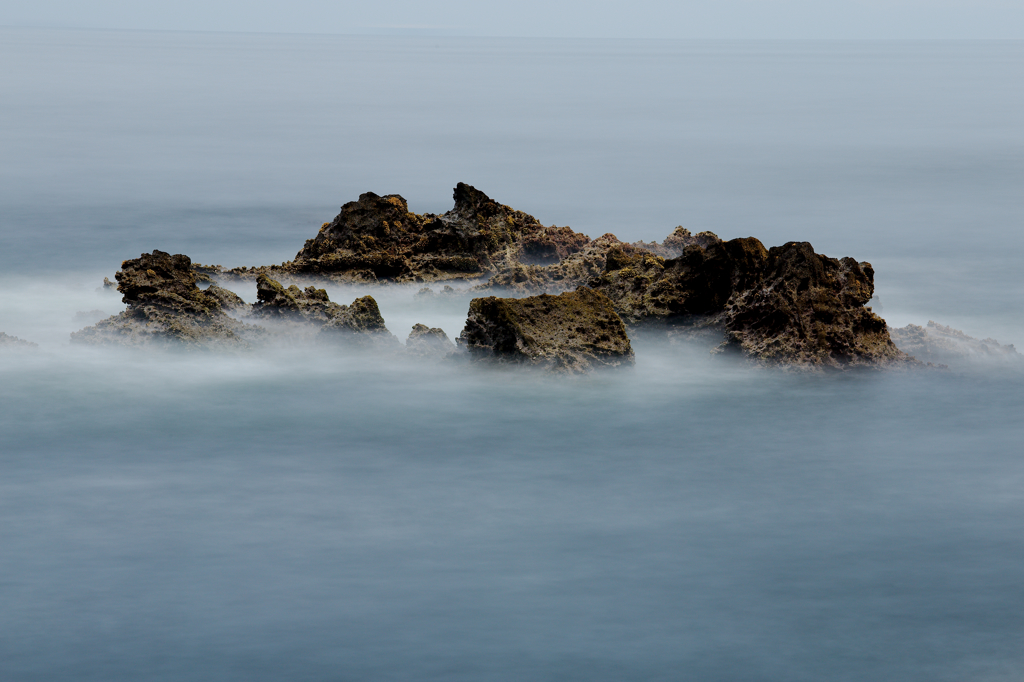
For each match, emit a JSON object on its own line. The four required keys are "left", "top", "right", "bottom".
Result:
{"left": 889, "top": 321, "right": 1021, "bottom": 367}
{"left": 632, "top": 227, "right": 722, "bottom": 259}
{"left": 458, "top": 287, "right": 634, "bottom": 373}
{"left": 0, "top": 332, "right": 38, "bottom": 348}
{"left": 226, "top": 183, "right": 591, "bottom": 284}
{"left": 202, "top": 284, "right": 249, "bottom": 315}
{"left": 405, "top": 324, "right": 457, "bottom": 357}
{"left": 249, "top": 274, "right": 398, "bottom": 346}
{"left": 71, "top": 250, "right": 260, "bottom": 350}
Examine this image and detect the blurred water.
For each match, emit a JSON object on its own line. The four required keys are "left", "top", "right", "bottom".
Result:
{"left": 2, "top": 29, "right": 1024, "bottom": 681}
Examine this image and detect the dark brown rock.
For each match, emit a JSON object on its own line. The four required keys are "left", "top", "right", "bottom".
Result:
{"left": 721, "top": 242, "right": 906, "bottom": 368}
{"left": 249, "top": 274, "right": 398, "bottom": 346}
{"left": 228, "top": 183, "right": 591, "bottom": 284}
{"left": 594, "top": 236, "right": 770, "bottom": 324}
{"left": 589, "top": 234, "right": 909, "bottom": 369}
{"left": 458, "top": 287, "right": 634, "bottom": 373}
{"left": 71, "top": 250, "right": 260, "bottom": 350}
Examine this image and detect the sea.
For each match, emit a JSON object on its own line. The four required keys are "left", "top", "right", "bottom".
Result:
{"left": 1, "top": 29, "right": 1023, "bottom": 681}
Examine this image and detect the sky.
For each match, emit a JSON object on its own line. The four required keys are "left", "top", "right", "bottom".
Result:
{"left": 2, "top": 0, "right": 1023, "bottom": 39}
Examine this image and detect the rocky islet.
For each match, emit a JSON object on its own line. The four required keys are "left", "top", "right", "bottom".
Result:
{"left": 70, "top": 183, "right": 979, "bottom": 372}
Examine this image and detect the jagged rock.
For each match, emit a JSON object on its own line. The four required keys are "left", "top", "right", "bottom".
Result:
{"left": 226, "top": 183, "right": 591, "bottom": 284}
{"left": 0, "top": 332, "right": 38, "bottom": 348}
{"left": 415, "top": 284, "right": 460, "bottom": 299}
{"left": 632, "top": 227, "right": 722, "bottom": 259}
{"left": 251, "top": 274, "right": 340, "bottom": 322}
{"left": 405, "top": 324, "right": 457, "bottom": 357}
{"left": 593, "top": 235, "right": 769, "bottom": 324}
{"left": 249, "top": 274, "right": 398, "bottom": 346}
{"left": 458, "top": 287, "right": 634, "bottom": 373}
{"left": 202, "top": 285, "right": 249, "bottom": 315}
{"left": 193, "top": 263, "right": 225, "bottom": 285}
{"left": 889, "top": 321, "right": 1021, "bottom": 367}
{"left": 71, "top": 250, "right": 261, "bottom": 350}
{"left": 721, "top": 242, "right": 905, "bottom": 368}
{"left": 479, "top": 234, "right": 637, "bottom": 295}
{"left": 102, "top": 277, "right": 116, "bottom": 289}
{"left": 591, "top": 237, "right": 909, "bottom": 369}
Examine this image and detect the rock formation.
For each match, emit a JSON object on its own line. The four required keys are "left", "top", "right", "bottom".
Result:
{"left": 69, "top": 185, "right": 919, "bottom": 370}
{"left": 223, "top": 183, "right": 591, "bottom": 284}
{"left": 591, "top": 237, "right": 906, "bottom": 368}
{"left": 71, "top": 250, "right": 261, "bottom": 350}
{"left": 249, "top": 274, "right": 398, "bottom": 346}
{"left": 0, "top": 332, "right": 38, "bottom": 348}
{"left": 458, "top": 287, "right": 634, "bottom": 373}
{"left": 405, "top": 324, "right": 457, "bottom": 358}
{"left": 631, "top": 227, "right": 722, "bottom": 259}
{"left": 889, "top": 321, "right": 1021, "bottom": 367}
{"left": 479, "top": 234, "right": 636, "bottom": 295}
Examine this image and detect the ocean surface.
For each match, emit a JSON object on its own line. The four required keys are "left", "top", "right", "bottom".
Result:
{"left": 1, "top": 29, "right": 1023, "bottom": 681}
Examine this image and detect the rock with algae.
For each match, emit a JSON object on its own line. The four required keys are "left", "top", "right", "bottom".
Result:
{"left": 71, "top": 250, "right": 261, "bottom": 350}
{"left": 458, "top": 287, "right": 634, "bottom": 373}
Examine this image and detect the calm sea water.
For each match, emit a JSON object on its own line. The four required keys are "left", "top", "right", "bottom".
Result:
{"left": 1, "top": 29, "right": 1023, "bottom": 681}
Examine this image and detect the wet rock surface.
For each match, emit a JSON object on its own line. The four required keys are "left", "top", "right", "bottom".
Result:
{"left": 72, "top": 250, "right": 260, "bottom": 350}
{"left": 890, "top": 321, "right": 1021, "bottom": 367}
{"left": 458, "top": 287, "right": 634, "bottom": 373}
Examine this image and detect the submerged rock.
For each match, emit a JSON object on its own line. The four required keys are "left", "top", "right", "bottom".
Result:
{"left": 71, "top": 250, "right": 261, "bottom": 350}
{"left": 226, "top": 183, "right": 591, "bottom": 284}
{"left": 405, "top": 324, "right": 457, "bottom": 357}
{"left": 458, "top": 287, "right": 634, "bottom": 373}
{"left": 0, "top": 332, "right": 38, "bottom": 348}
{"left": 889, "top": 321, "right": 1021, "bottom": 367}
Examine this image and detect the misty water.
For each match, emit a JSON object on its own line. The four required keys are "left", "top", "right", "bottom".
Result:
{"left": 2, "top": 30, "right": 1023, "bottom": 681}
